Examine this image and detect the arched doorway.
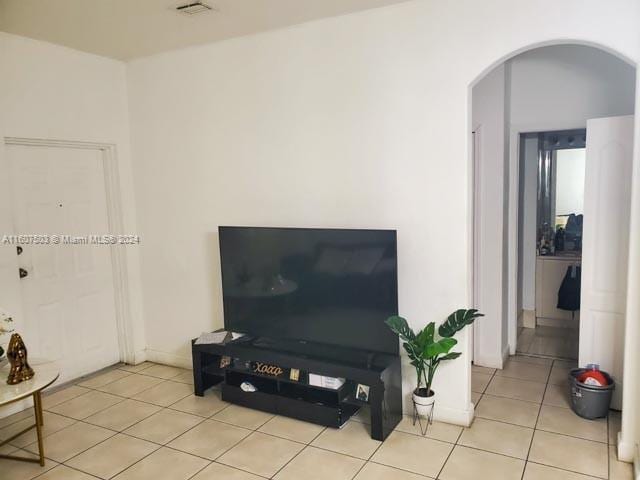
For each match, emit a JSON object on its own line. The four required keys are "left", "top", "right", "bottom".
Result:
{"left": 469, "top": 41, "right": 637, "bottom": 464}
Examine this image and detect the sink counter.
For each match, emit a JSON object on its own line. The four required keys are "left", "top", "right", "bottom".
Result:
{"left": 537, "top": 253, "right": 582, "bottom": 261}
{"left": 536, "top": 255, "right": 581, "bottom": 324}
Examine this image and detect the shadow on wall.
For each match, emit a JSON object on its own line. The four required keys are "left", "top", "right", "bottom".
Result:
{"left": 205, "top": 230, "right": 224, "bottom": 335}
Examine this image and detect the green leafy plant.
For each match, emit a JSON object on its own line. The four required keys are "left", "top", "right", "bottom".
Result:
{"left": 386, "top": 309, "right": 483, "bottom": 397}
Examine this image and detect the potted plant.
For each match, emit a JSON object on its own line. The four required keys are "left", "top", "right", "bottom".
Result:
{"left": 386, "top": 308, "right": 483, "bottom": 416}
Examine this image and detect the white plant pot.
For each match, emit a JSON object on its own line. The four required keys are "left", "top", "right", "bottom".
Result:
{"left": 413, "top": 389, "right": 435, "bottom": 417}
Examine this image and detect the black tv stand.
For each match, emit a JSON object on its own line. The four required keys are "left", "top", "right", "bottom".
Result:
{"left": 192, "top": 333, "right": 402, "bottom": 440}
{"left": 250, "top": 336, "right": 380, "bottom": 367}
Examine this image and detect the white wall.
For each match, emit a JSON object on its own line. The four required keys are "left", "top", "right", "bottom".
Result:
{"left": 472, "top": 65, "right": 509, "bottom": 368}
{"left": 127, "top": 0, "right": 640, "bottom": 423}
{"left": 473, "top": 45, "right": 636, "bottom": 365}
{"left": 510, "top": 45, "right": 636, "bottom": 127}
{"left": 0, "top": 32, "right": 145, "bottom": 365}
{"left": 620, "top": 63, "right": 640, "bottom": 463}
{"left": 555, "top": 148, "right": 586, "bottom": 216}
{"left": 520, "top": 136, "right": 538, "bottom": 312}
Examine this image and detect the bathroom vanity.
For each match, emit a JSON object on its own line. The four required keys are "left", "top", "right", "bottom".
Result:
{"left": 535, "top": 254, "right": 581, "bottom": 326}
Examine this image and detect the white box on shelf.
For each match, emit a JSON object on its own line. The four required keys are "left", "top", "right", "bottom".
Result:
{"left": 308, "top": 374, "right": 346, "bottom": 390}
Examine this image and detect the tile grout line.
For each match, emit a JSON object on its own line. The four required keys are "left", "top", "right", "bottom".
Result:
{"left": 184, "top": 462, "right": 215, "bottom": 480}
{"left": 44, "top": 371, "right": 195, "bottom": 418}
{"left": 224, "top": 412, "right": 329, "bottom": 479}
{"left": 472, "top": 357, "right": 610, "bottom": 479}
{"left": 519, "top": 357, "right": 555, "bottom": 480}
{"left": 53, "top": 392, "right": 219, "bottom": 480}
{"left": 213, "top": 461, "right": 272, "bottom": 480}
{"left": 525, "top": 460, "right": 605, "bottom": 479}
{"left": 473, "top": 406, "right": 609, "bottom": 445}
{"left": 30, "top": 462, "right": 105, "bottom": 480}
{"left": 267, "top": 418, "right": 385, "bottom": 480}
{"left": 299, "top": 441, "right": 387, "bottom": 464}
{"left": 475, "top": 391, "right": 544, "bottom": 406}
{"left": 434, "top": 420, "right": 465, "bottom": 479}
{"left": 210, "top": 425, "right": 263, "bottom": 464}
{"left": 444, "top": 442, "right": 534, "bottom": 463}
{"left": 6, "top": 368, "right": 281, "bottom": 479}
{"left": 30, "top": 377, "right": 172, "bottom": 460}
{"left": 30, "top": 426, "right": 121, "bottom": 472}
{"left": 346, "top": 422, "right": 387, "bottom": 480}
{"left": 21, "top": 381, "right": 221, "bottom": 475}
{"left": 91, "top": 378, "right": 182, "bottom": 400}
{"left": 43, "top": 387, "right": 95, "bottom": 410}
{"left": 348, "top": 460, "right": 368, "bottom": 480}
{"left": 19, "top": 395, "right": 131, "bottom": 451}
{"left": 435, "top": 364, "right": 500, "bottom": 479}
{"left": 268, "top": 443, "right": 310, "bottom": 479}
{"left": 367, "top": 459, "right": 435, "bottom": 479}
{"left": 40, "top": 396, "right": 331, "bottom": 466}
{"left": 9, "top": 357, "right": 611, "bottom": 480}
{"left": 72, "top": 441, "right": 163, "bottom": 480}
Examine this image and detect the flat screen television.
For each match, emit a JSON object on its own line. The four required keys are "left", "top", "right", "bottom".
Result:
{"left": 219, "top": 226, "right": 399, "bottom": 355}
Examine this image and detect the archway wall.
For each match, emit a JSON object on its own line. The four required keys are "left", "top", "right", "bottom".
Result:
{"left": 435, "top": 0, "right": 640, "bottom": 422}
{"left": 126, "top": 0, "right": 640, "bottom": 428}
{"left": 472, "top": 44, "right": 636, "bottom": 370}
{"left": 462, "top": 1, "right": 640, "bottom": 459}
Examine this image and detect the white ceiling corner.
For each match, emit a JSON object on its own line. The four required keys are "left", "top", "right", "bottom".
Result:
{"left": 0, "top": 0, "right": 411, "bottom": 60}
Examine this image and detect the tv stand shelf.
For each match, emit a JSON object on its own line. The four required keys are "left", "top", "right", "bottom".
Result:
{"left": 192, "top": 334, "right": 402, "bottom": 440}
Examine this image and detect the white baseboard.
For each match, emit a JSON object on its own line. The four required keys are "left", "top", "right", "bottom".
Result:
{"left": 536, "top": 316, "right": 579, "bottom": 329}
{"left": 618, "top": 432, "right": 636, "bottom": 463}
{"left": 479, "top": 337, "right": 520, "bottom": 369}
{"left": 128, "top": 349, "right": 147, "bottom": 365}
{"left": 144, "top": 348, "right": 192, "bottom": 369}
{"left": 434, "top": 402, "right": 475, "bottom": 427}
{"left": 401, "top": 395, "right": 475, "bottom": 427}
{"left": 522, "top": 310, "right": 536, "bottom": 329}
{"left": 502, "top": 344, "right": 510, "bottom": 366}
{"left": 473, "top": 353, "right": 504, "bottom": 370}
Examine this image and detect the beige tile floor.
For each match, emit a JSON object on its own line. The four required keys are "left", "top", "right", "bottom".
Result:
{"left": 517, "top": 326, "right": 579, "bottom": 360}
{"left": 0, "top": 357, "right": 632, "bottom": 479}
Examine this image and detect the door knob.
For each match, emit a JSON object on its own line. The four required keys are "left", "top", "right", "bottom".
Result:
{"left": 16, "top": 246, "right": 23, "bottom": 255}
{"left": 19, "top": 268, "right": 28, "bottom": 279}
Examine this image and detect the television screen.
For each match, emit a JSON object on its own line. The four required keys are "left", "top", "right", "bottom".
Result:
{"left": 219, "top": 226, "right": 399, "bottom": 355}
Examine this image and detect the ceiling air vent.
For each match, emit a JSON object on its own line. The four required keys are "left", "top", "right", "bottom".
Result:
{"left": 176, "top": 1, "right": 213, "bottom": 15}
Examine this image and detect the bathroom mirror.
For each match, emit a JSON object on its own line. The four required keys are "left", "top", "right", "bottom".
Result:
{"left": 555, "top": 148, "right": 585, "bottom": 223}
{"left": 536, "top": 129, "right": 586, "bottom": 254}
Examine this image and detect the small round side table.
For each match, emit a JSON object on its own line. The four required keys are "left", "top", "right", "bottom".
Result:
{"left": 0, "top": 360, "right": 59, "bottom": 466}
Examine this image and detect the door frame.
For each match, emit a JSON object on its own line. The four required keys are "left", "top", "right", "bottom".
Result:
{"left": 505, "top": 121, "right": 585, "bottom": 356}
{"left": 4, "top": 136, "right": 135, "bottom": 364}
{"left": 471, "top": 125, "right": 480, "bottom": 363}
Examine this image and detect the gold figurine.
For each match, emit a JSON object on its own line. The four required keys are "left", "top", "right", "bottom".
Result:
{"left": 6, "top": 333, "right": 35, "bottom": 385}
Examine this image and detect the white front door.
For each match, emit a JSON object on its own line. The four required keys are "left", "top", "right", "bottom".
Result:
{"left": 580, "top": 115, "right": 634, "bottom": 409}
{"left": 7, "top": 144, "right": 120, "bottom": 382}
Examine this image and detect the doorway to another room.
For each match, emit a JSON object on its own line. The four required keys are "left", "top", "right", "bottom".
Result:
{"left": 516, "top": 130, "right": 585, "bottom": 362}
{"left": 470, "top": 43, "right": 636, "bottom": 473}
{"left": 471, "top": 44, "right": 635, "bottom": 401}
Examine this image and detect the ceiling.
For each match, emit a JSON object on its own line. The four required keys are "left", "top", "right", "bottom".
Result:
{"left": 0, "top": 0, "right": 410, "bottom": 60}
